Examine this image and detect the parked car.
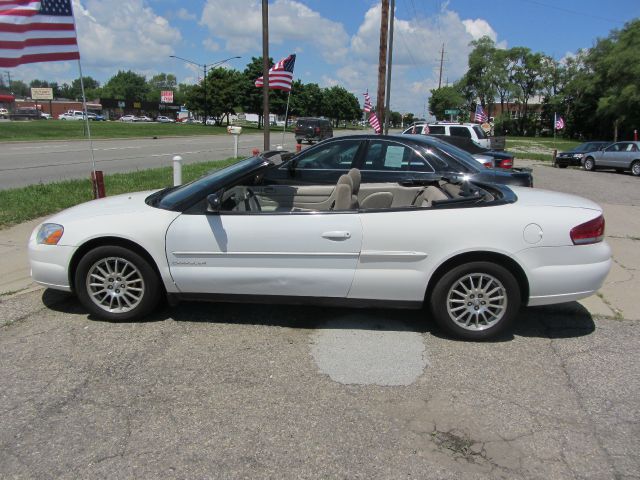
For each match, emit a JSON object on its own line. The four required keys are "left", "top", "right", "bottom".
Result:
{"left": 419, "top": 134, "right": 516, "bottom": 169}
{"left": 119, "top": 115, "right": 138, "bottom": 122}
{"left": 403, "top": 122, "right": 506, "bottom": 150}
{"left": 294, "top": 117, "right": 333, "bottom": 144}
{"left": 137, "top": 115, "right": 152, "bottom": 122}
{"left": 582, "top": 141, "right": 640, "bottom": 176}
{"left": 28, "top": 156, "right": 610, "bottom": 340}
{"left": 40, "top": 112, "right": 51, "bottom": 120}
{"left": 58, "top": 110, "right": 86, "bottom": 121}
{"left": 554, "top": 142, "right": 610, "bottom": 168}
{"left": 87, "top": 112, "right": 106, "bottom": 121}
{"left": 265, "top": 134, "right": 533, "bottom": 188}
{"left": 156, "top": 115, "right": 174, "bottom": 123}
{"left": 0, "top": 107, "right": 8, "bottom": 118}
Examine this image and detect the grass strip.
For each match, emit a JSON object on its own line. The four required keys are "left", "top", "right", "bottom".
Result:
{"left": 0, "top": 157, "right": 240, "bottom": 229}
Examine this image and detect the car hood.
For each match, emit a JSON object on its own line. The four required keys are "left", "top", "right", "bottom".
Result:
{"left": 510, "top": 186, "right": 602, "bottom": 211}
{"left": 47, "top": 190, "right": 160, "bottom": 223}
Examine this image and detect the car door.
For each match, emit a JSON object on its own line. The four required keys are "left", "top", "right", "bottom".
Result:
{"left": 600, "top": 143, "right": 626, "bottom": 167}
{"left": 165, "top": 209, "right": 363, "bottom": 298}
{"left": 271, "top": 138, "right": 365, "bottom": 185}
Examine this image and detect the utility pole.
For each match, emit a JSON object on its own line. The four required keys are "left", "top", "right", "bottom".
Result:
{"left": 438, "top": 43, "right": 445, "bottom": 89}
{"left": 262, "top": 0, "right": 270, "bottom": 151}
{"left": 376, "top": 0, "right": 389, "bottom": 129}
{"left": 5, "top": 70, "right": 12, "bottom": 93}
{"left": 383, "top": 0, "right": 395, "bottom": 135}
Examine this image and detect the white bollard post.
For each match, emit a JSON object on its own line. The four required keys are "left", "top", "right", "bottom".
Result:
{"left": 172, "top": 155, "right": 183, "bottom": 186}
{"left": 233, "top": 135, "right": 239, "bottom": 158}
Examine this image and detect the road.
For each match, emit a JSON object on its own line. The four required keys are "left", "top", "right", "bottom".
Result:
{"left": 0, "top": 131, "right": 302, "bottom": 190}
{"left": 1, "top": 158, "right": 639, "bottom": 479}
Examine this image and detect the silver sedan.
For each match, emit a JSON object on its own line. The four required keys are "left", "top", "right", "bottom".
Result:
{"left": 582, "top": 141, "right": 640, "bottom": 176}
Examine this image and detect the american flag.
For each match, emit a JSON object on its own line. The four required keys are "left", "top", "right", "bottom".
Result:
{"left": 363, "top": 90, "right": 372, "bottom": 112}
{"left": 0, "top": 0, "right": 79, "bottom": 68}
{"left": 555, "top": 114, "right": 565, "bottom": 130}
{"left": 362, "top": 91, "right": 380, "bottom": 134}
{"left": 369, "top": 112, "right": 381, "bottom": 134}
{"left": 255, "top": 54, "right": 296, "bottom": 92}
{"left": 474, "top": 104, "right": 488, "bottom": 123}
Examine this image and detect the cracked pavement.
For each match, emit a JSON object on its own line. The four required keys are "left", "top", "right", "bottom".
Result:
{"left": 0, "top": 292, "right": 639, "bottom": 479}
{"left": 1, "top": 157, "right": 639, "bottom": 479}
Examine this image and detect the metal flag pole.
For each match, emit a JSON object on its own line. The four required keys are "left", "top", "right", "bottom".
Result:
{"left": 281, "top": 88, "right": 291, "bottom": 147}
{"left": 553, "top": 111, "right": 557, "bottom": 142}
{"left": 69, "top": 2, "right": 100, "bottom": 197}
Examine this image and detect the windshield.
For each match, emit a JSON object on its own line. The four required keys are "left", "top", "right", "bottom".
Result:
{"left": 156, "top": 157, "right": 263, "bottom": 210}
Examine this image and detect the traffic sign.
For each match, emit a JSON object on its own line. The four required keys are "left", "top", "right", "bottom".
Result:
{"left": 444, "top": 109, "right": 459, "bottom": 114}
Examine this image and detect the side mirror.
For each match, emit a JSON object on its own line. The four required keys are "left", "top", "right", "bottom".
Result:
{"left": 206, "top": 193, "right": 221, "bottom": 212}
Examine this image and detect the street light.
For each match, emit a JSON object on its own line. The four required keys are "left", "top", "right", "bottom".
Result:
{"left": 169, "top": 55, "right": 241, "bottom": 124}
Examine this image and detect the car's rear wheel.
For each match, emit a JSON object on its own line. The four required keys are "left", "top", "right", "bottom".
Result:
{"left": 429, "top": 262, "right": 520, "bottom": 340}
{"left": 74, "top": 246, "right": 161, "bottom": 321}
{"left": 631, "top": 160, "right": 640, "bottom": 177}
{"left": 583, "top": 157, "right": 596, "bottom": 171}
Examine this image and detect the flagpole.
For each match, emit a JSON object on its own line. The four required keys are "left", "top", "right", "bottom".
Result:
{"left": 281, "top": 88, "right": 291, "bottom": 147}
{"left": 69, "top": 2, "right": 98, "bottom": 195}
{"left": 553, "top": 111, "right": 556, "bottom": 142}
{"left": 77, "top": 60, "right": 96, "bottom": 174}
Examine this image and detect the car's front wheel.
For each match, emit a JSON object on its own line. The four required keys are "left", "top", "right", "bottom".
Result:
{"left": 429, "top": 262, "right": 521, "bottom": 340}
{"left": 74, "top": 246, "right": 161, "bottom": 321}
{"left": 583, "top": 157, "right": 596, "bottom": 171}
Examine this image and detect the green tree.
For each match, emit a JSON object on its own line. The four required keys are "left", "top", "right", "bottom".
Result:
{"left": 428, "top": 86, "right": 465, "bottom": 120}
{"left": 321, "top": 86, "right": 360, "bottom": 127}
{"left": 101, "top": 70, "right": 149, "bottom": 101}
{"left": 459, "top": 36, "right": 498, "bottom": 115}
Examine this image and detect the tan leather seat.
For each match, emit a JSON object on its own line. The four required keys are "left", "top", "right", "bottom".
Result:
{"left": 332, "top": 174, "right": 355, "bottom": 210}
{"left": 361, "top": 192, "right": 393, "bottom": 209}
{"left": 412, "top": 186, "right": 448, "bottom": 207}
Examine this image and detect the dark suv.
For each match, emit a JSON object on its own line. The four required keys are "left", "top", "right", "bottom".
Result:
{"left": 294, "top": 117, "right": 333, "bottom": 145}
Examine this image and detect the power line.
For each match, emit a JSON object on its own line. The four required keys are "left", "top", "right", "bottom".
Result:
{"left": 516, "top": 0, "right": 627, "bottom": 24}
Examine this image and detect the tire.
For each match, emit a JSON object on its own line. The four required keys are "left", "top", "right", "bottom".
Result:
{"left": 631, "top": 160, "right": 640, "bottom": 177}
{"left": 429, "top": 262, "right": 521, "bottom": 340}
{"left": 583, "top": 157, "right": 596, "bottom": 171}
{"left": 74, "top": 245, "right": 161, "bottom": 321}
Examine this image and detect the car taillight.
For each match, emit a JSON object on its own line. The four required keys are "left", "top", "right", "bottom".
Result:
{"left": 501, "top": 159, "right": 513, "bottom": 168}
{"left": 315, "top": 127, "right": 320, "bottom": 133}
{"left": 570, "top": 215, "right": 605, "bottom": 245}
{"left": 483, "top": 161, "right": 493, "bottom": 168}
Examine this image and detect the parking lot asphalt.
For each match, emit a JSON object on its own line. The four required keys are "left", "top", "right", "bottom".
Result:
{"left": 1, "top": 158, "right": 639, "bottom": 478}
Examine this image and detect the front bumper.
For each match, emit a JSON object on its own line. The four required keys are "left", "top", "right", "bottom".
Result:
{"left": 28, "top": 240, "right": 76, "bottom": 292}
{"left": 556, "top": 155, "right": 582, "bottom": 166}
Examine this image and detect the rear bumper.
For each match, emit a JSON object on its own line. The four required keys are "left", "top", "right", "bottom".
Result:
{"left": 516, "top": 242, "right": 612, "bottom": 306}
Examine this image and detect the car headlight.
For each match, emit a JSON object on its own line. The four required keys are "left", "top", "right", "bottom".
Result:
{"left": 573, "top": 153, "right": 584, "bottom": 158}
{"left": 36, "top": 223, "right": 64, "bottom": 245}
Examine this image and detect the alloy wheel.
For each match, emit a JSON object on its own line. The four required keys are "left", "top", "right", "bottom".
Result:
{"left": 446, "top": 273, "right": 507, "bottom": 331}
{"left": 86, "top": 256, "right": 145, "bottom": 313}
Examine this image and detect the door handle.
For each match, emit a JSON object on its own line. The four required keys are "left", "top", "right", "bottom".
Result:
{"left": 322, "top": 231, "right": 351, "bottom": 240}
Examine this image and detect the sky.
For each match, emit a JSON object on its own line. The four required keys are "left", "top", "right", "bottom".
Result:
{"left": 6, "top": 0, "right": 640, "bottom": 115}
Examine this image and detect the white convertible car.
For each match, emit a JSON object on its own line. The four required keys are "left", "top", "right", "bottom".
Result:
{"left": 29, "top": 156, "right": 611, "bottom": 340}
